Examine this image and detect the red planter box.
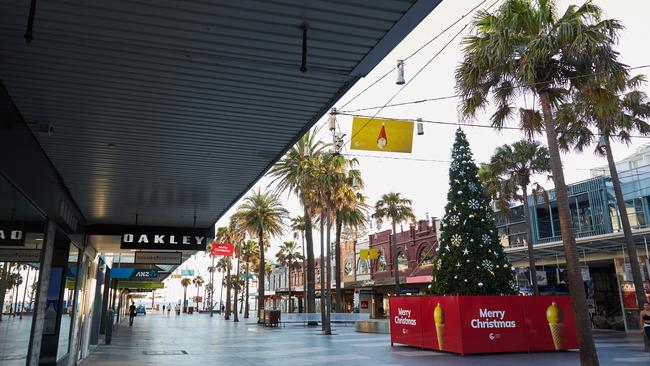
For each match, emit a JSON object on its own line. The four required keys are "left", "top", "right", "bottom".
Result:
{"left": 390, "top": 295, "right": 578, "bottom": 355}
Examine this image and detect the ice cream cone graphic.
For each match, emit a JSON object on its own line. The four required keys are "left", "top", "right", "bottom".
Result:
{"left": 546, "top": 302, "right": 563, "bottom": 350}
{"left": 377, "top": 123, "right": 387, "bottom": 149}
{"left": 434, "top": 303, "right": 445, "bottom": 350}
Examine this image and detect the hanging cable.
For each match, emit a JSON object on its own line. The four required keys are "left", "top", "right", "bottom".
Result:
{"left": 339, "top": 64, "right": 650, "bottom": 114}
{"left": 343, "top": 24, "right": 470, "bottom": 147}
{"left": 337, "top": 0, "right": 494, "bottom": 111}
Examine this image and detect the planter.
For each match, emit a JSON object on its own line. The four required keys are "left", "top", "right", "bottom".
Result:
{"left": 389, "top": 295, "right": 578, "bottom": 355}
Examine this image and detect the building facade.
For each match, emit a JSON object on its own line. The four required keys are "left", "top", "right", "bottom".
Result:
{"left": 499, "top": 145, "right": 650, "bottom": 332}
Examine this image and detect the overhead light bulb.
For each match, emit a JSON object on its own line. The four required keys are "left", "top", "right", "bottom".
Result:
{"left": 417, "top": 118, "right": 424, "bottom": 135}
{"left": 328, "top": 108, "right": 337, "bottom": 132}
{"left": 396, "top": 60, "right": 405, "bottom": 85}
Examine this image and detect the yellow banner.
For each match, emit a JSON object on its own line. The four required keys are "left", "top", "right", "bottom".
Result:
{"left": 359, "top": 249, "right": 369, "bottom": 260}
{"left": 369, "top": 248, "right": 379, "bottom": 260}
{"left": 350, "top": 117, "right": 413, "bottom": 153}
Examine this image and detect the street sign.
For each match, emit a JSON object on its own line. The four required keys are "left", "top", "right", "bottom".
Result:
{"left": 0, "top": 249, "right": 41, "bottom": 262}
{"left": 135, "top": 251, "right": 182, "bottom": 265}
{"left": 211, "top": 243, "right": 235, "bottom": 256}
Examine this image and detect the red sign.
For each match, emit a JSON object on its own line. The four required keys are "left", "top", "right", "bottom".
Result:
{"left": 210, "top": 243, "right": 234, "bottom": 256}
{"left": 389, "top": 296, "right": 423, "bottom": 348}
{"left": 390, "top": 295, "right": 578, "bottom": 355}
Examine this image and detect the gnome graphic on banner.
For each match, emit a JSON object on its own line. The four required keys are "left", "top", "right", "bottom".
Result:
{"left": 434, "top": 303, "right": 445, "bottom": 350}
{"left": 546, "top": 302, "right": 563, "bottom": 350}
{"left": 377, "top": 123, "right": 387, "bottom": 149}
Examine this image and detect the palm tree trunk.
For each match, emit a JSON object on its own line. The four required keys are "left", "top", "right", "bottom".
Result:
{"left": 522, "top": 187, "right": 540, "bottom": 296}
{"left": 301, "top": 231, "right": 306, "bottom": 314}
{"left": 320, "top": 214, "right": 326, "bottom": 331}
{"left": 304, "top": 206, "right": 317, "bottom": 324}
{"left": 219, "top": 273, "right": 224, "bottom": 315}
{"left": 244, "top": 260, "right": 250, "bottom": 318}
{"left": 0, "top": 263, "right": 9, "bottom": 321}
{"left": 392, "top": 221, "right": 400, "bottom": 295}
{"left": 287, "top": 258, "right": 292, "bottom": 313}
{"left": 257, "top": 228, "right": 265, "bottom": 323}
{"left": 334, "top": 215, "right": 343, "bottom": 313}
{"left": 234, "top": 257, "right": 240, "bottom": 322}
{"left": 539, "top": 91, "right": 599, "bottom": 366}
{"left": 210, "top": 256, "right": 215, "bottom": 317}
{"left": 225, "top": 259, "right": 232, "bottom": 320}
{"left": 604, "top": 135, "right": 647, "bottom": 306}
{"left": 20, "top": 267, "right": 30, "bottom": 319}
{"left": 183, "top": 287, "right": 188, "bottom": 314}
{"left": 325, "top": 206, "right": 332, "bottom": 334}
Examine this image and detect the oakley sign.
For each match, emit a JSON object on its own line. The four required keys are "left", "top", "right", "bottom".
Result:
{"left": 120, "top": 227, "right": 210, "bottom": 251}
{"left": 0, "top": 222, "right": 26, "bottom": 246}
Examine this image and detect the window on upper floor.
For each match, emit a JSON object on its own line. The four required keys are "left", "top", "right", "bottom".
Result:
{"left": 418, "top": 246, "right": 435, "bottom": 265}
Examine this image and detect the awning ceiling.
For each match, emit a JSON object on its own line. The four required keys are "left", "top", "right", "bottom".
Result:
{"left": 0, "top": 0, "right": 440, "bottom": 229}
{"left": 506, "top": 229, "right": 650, "bottom": 266}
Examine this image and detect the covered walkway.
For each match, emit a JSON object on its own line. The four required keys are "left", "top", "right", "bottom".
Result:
{"left": 83, "top": 312, "right": 647, "bottom": 366}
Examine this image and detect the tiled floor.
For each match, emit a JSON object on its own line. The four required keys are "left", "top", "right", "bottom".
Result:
{"left": 82, "top": 312, "right": 649, "bottom": 365}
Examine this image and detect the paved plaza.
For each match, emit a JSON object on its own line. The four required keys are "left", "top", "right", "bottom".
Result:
{"left": 80, "top": 312, "right": 649, "bottom": 366}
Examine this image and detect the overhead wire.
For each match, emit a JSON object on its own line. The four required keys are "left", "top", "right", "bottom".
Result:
{"left": 339, "top": 64, "right": 650, "bottom": 114}
{"left": 336, "top": 112, "right": 650, "bottom": 139}
{"left": 336, "top": 0, "right": 493, "bottom": 111}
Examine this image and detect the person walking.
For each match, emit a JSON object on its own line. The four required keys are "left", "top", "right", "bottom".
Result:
{"left": 167, "top": 304, "right": 171, "bottom": 316}
{"left": 641, "top": 302, "right": 650, "bottom": 354}
{"left": 162, "top": 304, "right": 166, "bottom": 314}
{"left": 129, "top": 302, "right": 136, "bottom": 326}
{"left": 175, "top": 303, "right": 180, "bottom": 315}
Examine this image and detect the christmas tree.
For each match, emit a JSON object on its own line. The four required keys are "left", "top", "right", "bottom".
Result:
{"left": 431, "top": 129, "right": 517, "bottom": 296}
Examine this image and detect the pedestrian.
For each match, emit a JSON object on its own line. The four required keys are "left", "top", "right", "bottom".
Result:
{"left": 167, "top": 304, "right": 171, "bottom": 315}
{"left": 162, "top": 304, "right": 166, "bottom": 313}
{"left": 129, "top": 302, "right": 136, "bottom": 326}
{"left": 640, "top": 301, "right": 650, "bottom": 354}
{"left": 175, "top": 303, "right": 180, "bottom": 315}
{"left": 221, "top": 303, "right": 225, "bottom": 315}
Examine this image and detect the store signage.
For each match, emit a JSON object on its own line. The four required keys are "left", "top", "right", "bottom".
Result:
{"left": 120, "top": 226, "right": 210, "bottom": 250}
{"left": 0, "top": 222, "right": 26, "bottom": 246}
{"left": 117, "top": 281, "right": 164, "bottom": 289}
{"left": 399, "top": 287, "right": 420, "bottom": 294}
{"left": 391, "top": 296, "right": 578, "bottom": 354}
{"left": 181, "top": 269, "right": 194, "bottom": 276}
{"left": 536, "top": 271, "right": 548, "bottom": 286}
{"left": 135, "top": 251, "right": 182, "bottom": 265}
{"left": 110, "top": 268, "right": 158, "bottom": 279}
{"left": 0, "top": 248, "right": 40, "bottom": 262}
{"left": 211, "top": 243, "right": 235, "bottom": 256}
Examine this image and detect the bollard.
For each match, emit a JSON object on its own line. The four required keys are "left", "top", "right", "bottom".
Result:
{"left": 105, "top": 309, "right": 114, "bottom": 345}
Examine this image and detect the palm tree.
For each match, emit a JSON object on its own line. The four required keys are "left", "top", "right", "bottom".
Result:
{"left": 333, "top": 174, "right": 367, "bottom": 312}
{"left": 192, "top": 276, "right": 204, "bottom": 310}
{"left": 454, "top": 1, "right": 624, "bottom": 363}
{"left": 204, "top": 283, "right": 213, "bottom": 310}
{"left": 276, "top": 241, "right": 304, "bottom": 313}
{"left": 372, "top": 192, "right": 415, "bottom": 295}
{"left": 290, "top": 216, "right": 307, "bottom": 312}
{"left": 556, "top": 74, "right": 650, "bottom": 307}
{"left": 235, "top": 189, "right": 287, "bottom": 322}
{"left": 269, "top": 130, "right": 327, "bottom": 320}
{"left": 181, "top": 277, "right": 192, "bottom": 313}
{"left": 216, "top": 226, "right": 234, "bottom": 319}
{"left": 216, "top": 257, "right": 230, "bottom": 315}
{"left": 207, "top": 261, "right": 217, "bottom": 317}
{"left": 489, "top": 140, "right": 550, "bottom": 296}
{"left": 240, "top": 240, "right": 259, "bottom": 318}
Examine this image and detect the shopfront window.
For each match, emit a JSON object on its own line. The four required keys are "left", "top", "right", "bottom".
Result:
{"left": 57, "top": 244, "right": 82, "bottom": 362}
{"left": 418, "top": 246, "right": 435, "bottom": 265}
{"left": 397, "top": 252, "right": 408, "bottom": 272}
{"left": 376, "top": 252, "right": 387, "bottom": 272}
{"left": 357, "top": 258, "right": 369, "bottom": 275}
{"left": 0, "top": 175, "right": 46, "bottom": 365}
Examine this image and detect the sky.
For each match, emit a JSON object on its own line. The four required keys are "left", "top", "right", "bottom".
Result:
{"left": 161, "top": 0, "right": 650, "bottom": 303}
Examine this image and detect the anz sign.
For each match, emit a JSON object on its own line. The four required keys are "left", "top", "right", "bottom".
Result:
{"left": 133, "top": 269, "right": 158, "bottom": 279}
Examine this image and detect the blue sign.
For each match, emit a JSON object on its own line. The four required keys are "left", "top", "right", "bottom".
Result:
{"left": 110, "top": 268, "right": 158, "bottom": 279}
{"left": 399, "top": 287, "right": 420, "bottom": 294}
